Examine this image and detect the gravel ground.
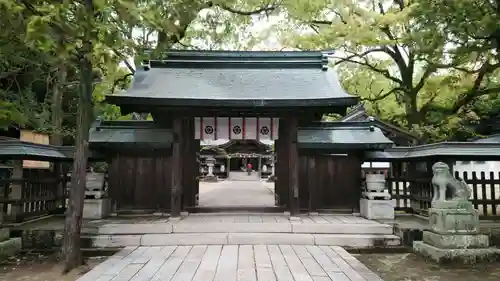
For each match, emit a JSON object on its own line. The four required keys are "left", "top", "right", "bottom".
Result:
{"left": 0, "top": 253, "right": 106, "bottom": 281}
{"left": 356, "top": 253, "right": 500, "bottom": 281}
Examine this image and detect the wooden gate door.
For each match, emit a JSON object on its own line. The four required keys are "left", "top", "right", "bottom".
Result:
{"left": 108, "top": 152, "right": 172, "bottom": 211}
{"left": 304, "top": 154, "right": 361, "bottom": 212}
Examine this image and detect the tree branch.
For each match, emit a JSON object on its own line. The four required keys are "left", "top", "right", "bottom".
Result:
{"left": 413, "top": 64, "right": 438, "bottom": 93}
{"left": 360, "top": 87, "right": 403, "bottom": 102}
{"left": 111, "top": 48, "right": 135, "bottom": 74}
{"left": 450, "top": 62, "right": 500, "bottom": 114}
{"left": 111, "top": 73, "right": 134, "bottom": 95}
{"left": 332, "top": 49, "right": 403, "bottom": 84}
{"left": 212, "top": 1, "right": 279, "bottom": 15}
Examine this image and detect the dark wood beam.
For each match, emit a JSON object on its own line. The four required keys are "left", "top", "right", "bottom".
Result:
{"left": 171, "top": 116, "right": 183, "bottom": 217}
{"left": 281, "top": 116, "right": 300, "bottom": 216}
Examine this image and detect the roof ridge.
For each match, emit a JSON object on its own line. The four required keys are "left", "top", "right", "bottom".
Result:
{"left": 142, "top": 50, "right": 329, "bottom": 70}
{"left": 148, "top": 49, "right": 325, "bottom": 58}
{"left": 145, "top": 59, "right": 328, "bottom": 70}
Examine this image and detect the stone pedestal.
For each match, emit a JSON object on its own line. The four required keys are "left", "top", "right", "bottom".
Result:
{"left": 413, "top": 200, "right": 500, "bottom": 264}
{"left": 360, "top": 175, "right": 394, "bottom": 220}
{"left": 360, "top": 198, "right": 395, "bottom": 220}
{"left": 429, "top": 201, "right": 479, "bottom": 234}
{"left": 83, "top": 198, "right": 111, "bottom": 219}
{"left": 204, "top": 175, "right": 218, "bottom": 182}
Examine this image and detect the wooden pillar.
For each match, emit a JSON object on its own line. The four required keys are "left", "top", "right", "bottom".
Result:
{"left": 171, "top": 116, "right": 183, "bottom": 217}
{"left": 182, "top": 118, "right": 196, "bottom": 209}
{"left": 308, "top": 155, "right": 317, "bottom": 212}
{"left": 53, "top": 162, "right": 64, "bottom": 211}
{"left": 282, "top": 116, "right": 300, "bottom": 215}
{"left": 258, "top": 156, "right": 262, "bottom": 178}
{"left": 10, "top": 160, "right": 24, "bottom": 222}
{"left": 192, "top": 136, "right": 200, "bottom": 207}
{"left": 276, "top": 126, "right": 289, "bottom": 207}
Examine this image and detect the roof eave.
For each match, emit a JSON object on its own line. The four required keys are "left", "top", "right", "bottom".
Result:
{"left": 365, "top": 142, "right": 500, "bottom": 161}
{"left": 105, "top": 96, "right": 359, "bottom": 109}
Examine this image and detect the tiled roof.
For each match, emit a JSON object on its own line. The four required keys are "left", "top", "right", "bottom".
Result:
{"left": 106, "top": 50, "right": 358, "bottom": 109}
{"left": 297, "top": 122, "right": 394, "bottom": 150}
{"left": 89, "top": 120, "right": 172, "bottom": 149}
{"left": 0, "top": 137, "right": 104, "bottom": 161}
{"left": 365, "top": 142, "right": 500, "bottom": 160}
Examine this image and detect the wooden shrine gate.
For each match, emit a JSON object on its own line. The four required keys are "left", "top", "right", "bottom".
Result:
{"left": 98, "top": 50, "right": 395, "bottom": 217}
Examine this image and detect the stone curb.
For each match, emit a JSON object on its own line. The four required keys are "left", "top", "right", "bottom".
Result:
{"left": 90, "top": 233, "right": 401, "bottom": 248}
{"left": 97, "top": 222, "right": 394, "bottom": 235}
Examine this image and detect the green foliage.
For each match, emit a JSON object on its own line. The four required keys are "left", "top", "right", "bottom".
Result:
{"left": 278, "top": 0, "right": 500, "bottom": 142}
{"left": 2, "top": 0, "right": 498, "bottom": 145}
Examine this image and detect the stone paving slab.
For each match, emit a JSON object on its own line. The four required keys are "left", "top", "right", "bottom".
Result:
{"left": 198, "top": 180, "right": 275, "bottom": 207}
{"left": 77, "top": 245, "right": 385, "bottom": 281}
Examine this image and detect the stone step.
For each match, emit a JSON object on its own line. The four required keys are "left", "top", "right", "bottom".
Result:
{"left": 89, "top": 233, "right": 401, "bottom": 248}
{"left": 95, "top": 222, "right": 393, "bottom": 235}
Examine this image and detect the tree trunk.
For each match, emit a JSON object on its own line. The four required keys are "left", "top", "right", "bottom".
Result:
{"left": 62, "top": 0, "right": 94, "bottom": 273}
{"left": 50, "top": 62, "right": 66, "bottom": 146}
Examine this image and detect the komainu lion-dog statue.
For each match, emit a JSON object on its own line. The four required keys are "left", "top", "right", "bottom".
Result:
{"left": 431, "top": 162, "right": 471, "bottom": 203}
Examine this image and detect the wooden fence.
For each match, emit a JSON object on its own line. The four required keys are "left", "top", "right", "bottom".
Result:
{"left": 385, "top": 161, "right": 500, "bottom": 220}
{"left": 0, "top": 169, "right": 67, "bottom": 224}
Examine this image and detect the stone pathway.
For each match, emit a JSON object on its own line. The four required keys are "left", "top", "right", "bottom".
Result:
{"left": 78, "top": 245, "right": 384, "bottom": 281}
{"left": 198, "top": 180, "right": 274, "bottom": 207}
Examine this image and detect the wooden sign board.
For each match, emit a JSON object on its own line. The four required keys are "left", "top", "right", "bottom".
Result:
{"left": 20, "top": 130, "right": 51, "bottom": 169}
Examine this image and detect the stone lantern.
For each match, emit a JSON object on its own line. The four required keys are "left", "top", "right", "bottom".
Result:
{"left": 205, "top": 157, "right": 217, "bottom": 182}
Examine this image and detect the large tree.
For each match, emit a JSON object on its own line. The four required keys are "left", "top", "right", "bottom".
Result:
{"left": 10, "top": 0, "right": 284, "bottom": 273}
{"left": 17, "top": 0, "right": 139, "bottom": 272}
{"left": 279, "top": 0, "right": 500, "bottom": 141}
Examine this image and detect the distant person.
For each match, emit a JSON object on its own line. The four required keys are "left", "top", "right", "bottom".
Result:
{"left": 247, "top": 163, "right": 252, "bottom": 175}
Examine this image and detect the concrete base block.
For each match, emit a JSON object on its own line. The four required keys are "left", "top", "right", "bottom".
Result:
{"left": 283, "top": 211, "right": 291, "bottom": 217}
{"left": 0, "top": 238, "right": 22, "bottom": 260}
{"left": 413, "top": 241, "right": 500, "bottom": 264}
{"left": 360, "top": 198, "right": 395, "bottom": 220}
{"left": 423, "top": 231, "right": 490, "bottom": 249}
{"left": 289, "top": 216, "right": 301, "bottom": 222}
{"left": 83, "top": 198, "right": 111, "bottom": 219}
{"left": 180, "top": 211, "right": 189, "bottom": 217}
